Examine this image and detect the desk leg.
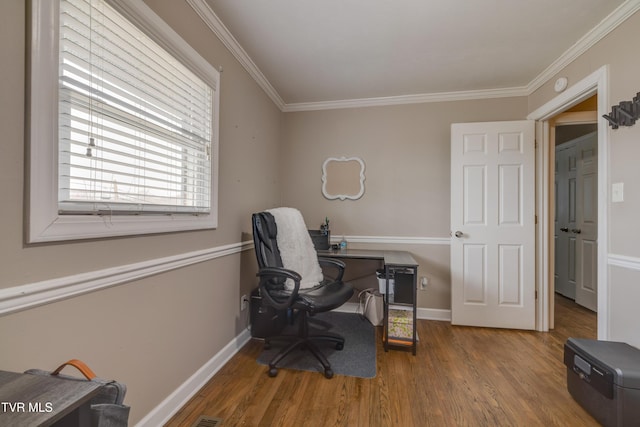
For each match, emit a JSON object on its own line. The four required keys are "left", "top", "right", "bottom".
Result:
{"left": 412, "top": 266, "right": 417, "bottom": 356}
{"left": 383, "top": 265, "right": 390, "bottom": 352}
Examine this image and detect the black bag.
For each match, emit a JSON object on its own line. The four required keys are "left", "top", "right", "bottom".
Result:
{"left": 25, "top": 359, "right": 130, "bottom": 427}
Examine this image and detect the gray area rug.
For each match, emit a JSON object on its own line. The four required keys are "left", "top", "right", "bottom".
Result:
{"left": 257, "top": 311, "right": 376, "bottom": 378}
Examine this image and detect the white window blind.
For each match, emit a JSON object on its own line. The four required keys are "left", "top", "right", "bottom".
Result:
{"left": 58, "top": 0, "right": 213, "bottom": 215}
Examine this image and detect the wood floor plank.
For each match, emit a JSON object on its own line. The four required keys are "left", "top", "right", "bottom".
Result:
{"left": 166, "top": 294, "right": 597, "bottom": 426}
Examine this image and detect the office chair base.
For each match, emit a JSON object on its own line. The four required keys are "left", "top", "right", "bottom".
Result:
{"left": 267, "top": 366, "right": 333, "bottom": 379}
{"left": 264, "top": 333, "right": 344, "bottom": 379}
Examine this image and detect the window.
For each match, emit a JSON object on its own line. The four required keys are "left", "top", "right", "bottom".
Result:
{"left": 28, "top": 0, "right": 220, "bottom": 242}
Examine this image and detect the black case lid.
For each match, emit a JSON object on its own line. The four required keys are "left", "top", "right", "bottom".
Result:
{"left": 566, "top": 338, "right": 640, "bottom": 389}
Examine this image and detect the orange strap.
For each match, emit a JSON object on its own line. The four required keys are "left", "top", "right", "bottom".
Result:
{"left": 51, "top": 359, "right": 97, "bottom": 380}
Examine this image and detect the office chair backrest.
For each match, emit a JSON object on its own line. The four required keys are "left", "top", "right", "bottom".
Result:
{"left": 252, "top": 212, "right": 286, "bottom": 289}
{"left": 252, "top": 212, "right": 282, "bottom": 269}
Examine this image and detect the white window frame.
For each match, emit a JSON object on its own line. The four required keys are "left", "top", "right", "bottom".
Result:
{"left": 27, "top": 0, "right": 220, "bottom": 243}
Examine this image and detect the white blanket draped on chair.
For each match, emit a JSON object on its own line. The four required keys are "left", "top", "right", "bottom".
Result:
{"left": 267, "top": 207, "right": 324, "bottom": 289}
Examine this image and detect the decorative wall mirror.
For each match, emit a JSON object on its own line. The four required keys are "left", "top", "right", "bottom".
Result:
{"left": 321, "top": 157, "right": 365, "bottom": 201}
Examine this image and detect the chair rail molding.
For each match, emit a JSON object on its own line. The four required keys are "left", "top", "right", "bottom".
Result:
{"left": 0, "top": 241, "right": 254, "bottom": 317}
{"left": 608, "top": 253, "right": 640, "bottom": 272}
{"left": 331, "top": 235, "right": 451, "bottom": 245}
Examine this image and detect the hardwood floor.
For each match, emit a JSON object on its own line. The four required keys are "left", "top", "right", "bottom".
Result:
{"left": 166, "top": 295, "right": 597, "bottom": 426}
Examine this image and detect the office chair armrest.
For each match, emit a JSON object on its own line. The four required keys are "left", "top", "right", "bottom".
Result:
{"left": 317, "top": 257, "right": 345, "bottom": 282}
{"left": 257, "top": 267, "right": 302, "bottom": 310}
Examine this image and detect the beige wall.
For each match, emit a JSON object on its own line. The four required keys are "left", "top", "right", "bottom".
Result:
{"left": 528, "top": 10, "right": 640, "bottom": 348}
{"left": 2, "top": 0, "right": 640, "bottom": 423}
{"left": 0, "top": 0, "right": 280, "bottom": 423}
{"left": 280, "top": 98, "right": 528, "bottom": 310}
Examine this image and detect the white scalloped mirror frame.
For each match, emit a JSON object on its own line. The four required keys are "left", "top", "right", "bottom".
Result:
{"left": 321, "top": 157, "right": 366, "bottom": 201}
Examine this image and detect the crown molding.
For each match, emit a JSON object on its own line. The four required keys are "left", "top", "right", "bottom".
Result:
{"left": 526, "top": 0, "right": 640, "bottom": 94}
{"left": 185, "top": 0, "right": 286, "bottom": 110}
{"left": 283, "top": 86, "right": 529, "bottom": 112}
{"left": 189, "top": 0, "right": 640, "bottom": 112}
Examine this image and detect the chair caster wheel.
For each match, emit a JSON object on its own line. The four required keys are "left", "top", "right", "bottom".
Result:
{"left": 324, "top": 369, "right": 334, "bottom": 379}
{"left": 268, "top": 367, "right": 278, "bottom": 377}
{"left": 335, "top": 342, "right": 344, "bottom": 350}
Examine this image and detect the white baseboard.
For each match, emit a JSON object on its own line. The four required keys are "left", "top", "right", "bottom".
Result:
{"left": 334, "top": 302, "right": 451, "bottom": 321}
{"left": 417, "top": 307, "right": 452, "bottom": 321}
{"left": 135, "top": 328, "right": 252, "bottom": 427}
{"left": 332, "top": 301, "right": 361, "bottom": 314}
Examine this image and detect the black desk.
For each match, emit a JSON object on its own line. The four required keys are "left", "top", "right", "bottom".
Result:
{"left": 0, "top": 370, "right": 101, "bottom": 426}
{"left": 317, "top": 248, "right": 417, "bottom": 266}
{"left": 318, "top": 249, "right": 418, "bottom": 354}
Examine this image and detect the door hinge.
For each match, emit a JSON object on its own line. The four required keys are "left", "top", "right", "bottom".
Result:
{"left": 535, "top": 214, "right": 538, "bottom": 224}
{"left": 535, "top": 290, "right": 538, "bottom": 300}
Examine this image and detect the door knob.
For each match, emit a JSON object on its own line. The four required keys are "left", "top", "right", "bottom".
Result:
{"left": 560, "top": 227, "right": 569, "bottom": 232}
{"left": 572, "top": 229, "right": 582, "bottom": 234}
{"left": 454, "top": 231, "right": 464, "bottom": 238}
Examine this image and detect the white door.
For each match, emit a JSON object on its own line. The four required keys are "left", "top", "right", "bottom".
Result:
{"left": 574, "top": 131, "right": 598, "bottom": 311}
{"left": 554, "top": 142, "right": 578, "bottom": 299}
{"left": 451, "top": 121, "right": 536, "bottom": 329}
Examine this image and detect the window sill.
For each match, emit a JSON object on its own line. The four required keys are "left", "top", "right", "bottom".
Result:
{"left": 28, "top": 211, "right": 217, "bottom": 243}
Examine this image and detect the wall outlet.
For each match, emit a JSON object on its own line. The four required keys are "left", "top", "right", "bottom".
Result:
{"left": 240, "top": 294, "right": 249, "bottom": 311}
{"left": 420, "top": 276, "right": 429, "bottom": 290}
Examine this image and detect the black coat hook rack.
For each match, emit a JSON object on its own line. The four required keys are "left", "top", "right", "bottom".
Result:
{"left": 603, "top": 92, "right": 640, "bottom": 129}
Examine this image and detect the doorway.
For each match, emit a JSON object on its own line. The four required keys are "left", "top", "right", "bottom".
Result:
{"left": 553, "top": 106, "right": 598, "bottom": 317}
{"left": 527, "top": 65, "right": 609, "bottom": 337}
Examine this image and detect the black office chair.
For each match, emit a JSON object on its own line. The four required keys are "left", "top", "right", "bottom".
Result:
{"left": 252, "top": 210, "right": 354, "bottom": 379}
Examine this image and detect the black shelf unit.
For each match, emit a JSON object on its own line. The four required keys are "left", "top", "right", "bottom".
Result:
{"left": 382, "top": 254, "right": 418, "bottom": 355}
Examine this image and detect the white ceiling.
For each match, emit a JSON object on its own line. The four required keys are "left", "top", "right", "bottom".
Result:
{"left": 193, "top": 0, "right": 635, "bottom": 110}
